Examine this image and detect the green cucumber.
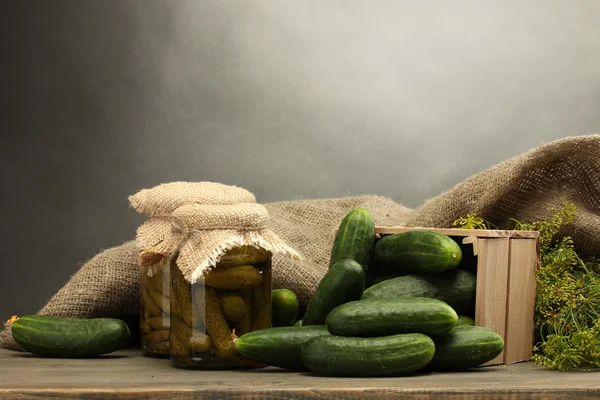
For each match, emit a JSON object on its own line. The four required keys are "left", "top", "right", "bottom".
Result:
{"left": 326, "top": 297, "right": 457, "bottom": 337}
{"left": 303, "top": 259, "right": 365, "bottom": 326}
{"left": 429, "top": 326, "right": 504, "bottom": 369}
{"left": 362, "top": 269, "right": 476, "bottom": 315}
{"left": 11, "top": 315, "right": 130, "bottom": 358}
{"left": 456, "top": 315, "right": 475, "bottom": 326}
{"left": 329, "top": 208, "right": 375, "bottom": 271}
{"left": 234, "top": 326, "right": 330, "bottom": 370}
{"left": 301, "top": 333, "right": 435, "bottom": 377}
{"left": 374, "top": 230, "right": 462, "bottom": 273}
{"left": 272, "top": 289, "right": 298, "bottom": 327}
{"left": 367, "top": 272, "right": 410, "bottom": 287}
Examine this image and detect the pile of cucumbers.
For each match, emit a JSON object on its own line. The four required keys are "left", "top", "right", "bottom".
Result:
{"left": 236, "top": 208, "right": 504, "bottom": 377}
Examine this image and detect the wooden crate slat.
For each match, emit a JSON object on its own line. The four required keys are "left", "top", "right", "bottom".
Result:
{"left": 475, "top": 238, "right": 510, "bottom": 365}
{"left": 504, "top": 239, "right": 538, "bottom": 364}
{"left": 375, "top": 226, "right": 539, "bottom": 239}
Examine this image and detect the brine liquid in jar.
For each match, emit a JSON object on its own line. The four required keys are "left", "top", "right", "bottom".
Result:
{"left": 169, "top": 246, "right": 272, "bottom": 369}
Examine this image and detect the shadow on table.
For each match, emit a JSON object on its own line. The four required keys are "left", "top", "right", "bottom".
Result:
{"left": 244, "top": 366, "right": 304, "bottom": 374}
{"left": 11, "top": 353, "right": 130, "bottom": 360}
{"left": 244, "top": 365, "right": 501, "bottom": 377}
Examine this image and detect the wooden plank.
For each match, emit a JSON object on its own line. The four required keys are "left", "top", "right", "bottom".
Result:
{"left": 1, "top": 349, "right": 600, "bottom": 399}
{"left": 504, "top": 239, "right": 538, "bottom": 364}
{"left": 475, "top": 238, "right": 510, "bottom": 365}
{"left": 3, "top": 388, "right": 600, "bottom": 400}
{"left": 375, "top": 226, "right": 539, "bottom": 239}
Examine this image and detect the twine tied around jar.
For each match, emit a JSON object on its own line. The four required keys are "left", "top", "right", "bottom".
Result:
{"left": 129, "top": 181, "right": 301, "bottom": 283}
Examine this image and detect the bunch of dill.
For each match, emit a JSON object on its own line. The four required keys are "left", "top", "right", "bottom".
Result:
{"left": 454, "top": 202, "right": 600, "bottom": 371}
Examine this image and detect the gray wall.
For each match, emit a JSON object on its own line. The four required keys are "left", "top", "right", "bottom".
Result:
{"left": 2, "top": 1, "right": 599, "bottom": 319}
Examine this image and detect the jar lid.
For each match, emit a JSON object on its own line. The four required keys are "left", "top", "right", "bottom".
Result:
{"left": 130, "top": 181, "right": 301, "bottom": 283}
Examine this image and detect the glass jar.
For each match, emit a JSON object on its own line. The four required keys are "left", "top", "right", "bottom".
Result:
{"left": 140, "top": 264, "right": 171, "bottom": 358}
{"left": 169, "top": 246, "right": 272, "bottom": 369}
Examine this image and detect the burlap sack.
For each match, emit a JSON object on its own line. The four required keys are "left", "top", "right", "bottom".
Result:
{"left": 406, "top": 135, "right": 600, "bottom": 254}
{"left": 2, "top": 135, "right": 598, "bottom": 350}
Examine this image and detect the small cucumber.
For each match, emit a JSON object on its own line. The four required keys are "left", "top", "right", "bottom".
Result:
{"left": 234, "top": 326, "right": 330, "bottom": 370}
{"left": 374, "top": 230, "right": 462, "bottom": 273}
{"left": 301, "top": 333, "right": 435, "bottom": 377}
{"left": 11, "top": 315, "right": 130, "bottom": 358}
{"left": 429, "top": 326, "right": 504, "bottom": 369}
{"left": 329, "top": 208, "right": 375, "bottom": 271}
{"left": 303, "top": 259, "right": 365, "bottom": 326}
{"left": 326, "top": 297, "right": 457, "bottom": 337}
{"left": 456, "top": 315, "right": 475, "bottom": 327}
{"left": 272, "top": 289, "right": 298, "bottom": 327}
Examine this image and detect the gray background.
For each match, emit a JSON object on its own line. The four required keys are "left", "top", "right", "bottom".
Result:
{"left": 2, "top": 1, "right": 599, "bottom": 319}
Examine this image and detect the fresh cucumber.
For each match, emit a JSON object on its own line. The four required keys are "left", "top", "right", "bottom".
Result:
{"left": 429, "top": 326, "right": 504, "bottom": 369}
{"left": 329, "top": 208, "right": 375, "bottom": 271}
{"left": 303, "top": 259, "right": 365, "bottom": 326}
{"left": 11, "top": 315, "right": 130, "bottom": 358}
{"left": 234, "top": 325, "right": 330, "bottom": 370}
{"left": 456, "top": 315, "right": 475, "bottom": 327}
{"left": 301, "top": 333, "right": 435, "bottom": 377}
{"left": 374, "top": 230, "right": 462, "bottom": 273}
{"left": 362, "top": 269, "right": 476, "bottom": 315}
{"left": 272, "top": 289, "right": 298, "bottom": 327}
{"left": 326, "top": 297, "right": 457, "bottom": 337}
{"left": 367, "top": 272, "right": 409, "bottom": 287}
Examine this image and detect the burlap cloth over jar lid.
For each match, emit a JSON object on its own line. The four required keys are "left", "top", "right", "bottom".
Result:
{"left": 129, "top": 181, "right": 301, "bottom": 283}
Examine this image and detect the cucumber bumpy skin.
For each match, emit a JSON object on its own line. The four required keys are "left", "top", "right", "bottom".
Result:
{"left": 329, "top": 208, "right": 375, "bottom": 272}
{"left": 429, "top": 326, "right": 504, "bottom": 369}
{"left": 301, "top": 333, "right": 435, "bottom": 377}
{"left": 326, "top": 297, "right": 458, "bottom": 337}
{"left": 11, "top": 315, "right": 130, "bottom": 358}
{"left": 234, "top": 326, "right": 330, "bottom": 370}
{"left": 362, "top": 269, "right": 476, "bottom": 316}
{"left": 303, "top": 259, "right": 365, "bottom": 326}
{"left": 374, "top": 230, "right": 462, "bottom": 273}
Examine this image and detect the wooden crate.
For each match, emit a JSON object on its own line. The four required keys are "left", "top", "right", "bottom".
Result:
{"left": 374, "top": 227, "right": 540, "bottom": 365}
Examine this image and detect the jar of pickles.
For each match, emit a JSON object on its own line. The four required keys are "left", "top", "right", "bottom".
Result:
{"left": 170, "top": 246, "right": 272, "bottom": 368}
{"left": 140, "top": 262, "right": 171, "bottom": 358}
{"left": 129, "top": 181, "right": 300, "bottom": 368}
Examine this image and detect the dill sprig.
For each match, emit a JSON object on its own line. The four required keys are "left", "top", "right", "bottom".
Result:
{"left": 454, "top": 201, "right": 600, "bottom": 371}
{"left": 453, "top": 214, "right": 497, "bottom": 230}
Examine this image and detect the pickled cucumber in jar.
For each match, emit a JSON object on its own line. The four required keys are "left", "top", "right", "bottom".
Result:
{"left": 169, "top": 246, "right": 272, "bottom": 369}
{"left": 140, "top": 263, "right": 171, "bottom": 358}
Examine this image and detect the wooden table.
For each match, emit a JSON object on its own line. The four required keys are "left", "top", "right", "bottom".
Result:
{"left": 1, "top": 348, "right": 599, "bottom": 399}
